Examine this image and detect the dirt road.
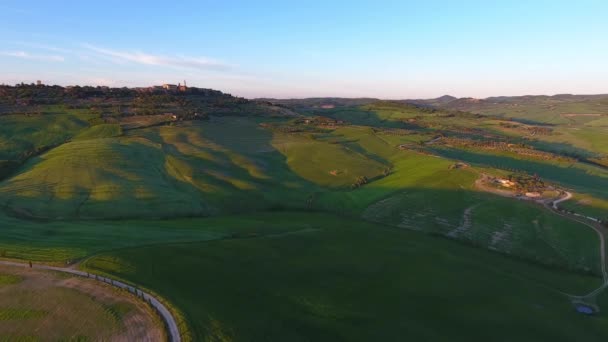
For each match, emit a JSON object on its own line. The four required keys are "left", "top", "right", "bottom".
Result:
{"left": 474, "top": 174, "right": 608, "bottom": 302}
{"left": 544, "top": 198, "right": 608, "bottom": 300}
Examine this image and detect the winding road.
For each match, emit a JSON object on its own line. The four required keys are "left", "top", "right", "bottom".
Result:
{"left": 545, "top": 193, "right": 608, "bottom": 300}
{"left": 552, "top": 191, "right": 573, "bottom": 210}
{"left": 0, "top": 260, "right": 181, "bottom": 342}
{"left": 474, "top": 174, "right": 608, "bottom": 304}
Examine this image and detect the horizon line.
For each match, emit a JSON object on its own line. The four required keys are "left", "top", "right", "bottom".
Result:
{"left": 2, "top": 81, "right": 607, "bottom": 101}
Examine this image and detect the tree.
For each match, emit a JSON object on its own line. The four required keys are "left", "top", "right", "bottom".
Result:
{"left": 352, "top": 176, "right": 369, "bottom": 189}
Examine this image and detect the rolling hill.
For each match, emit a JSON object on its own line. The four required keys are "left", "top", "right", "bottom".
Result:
{"left": 0, "top": 85, "right": 607, "bottom": 340}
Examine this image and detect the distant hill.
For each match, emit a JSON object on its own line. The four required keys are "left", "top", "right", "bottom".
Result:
{"left": 262, "top": 93, "right": 608, "bottom": 124}
{"left": 411, "top": 93, "right": 608, "bottom": 124}
{"left": 0, "top": 83, "right": 298, "bottom": 119}
{"left": 403, "top": 95, "right": 458, "bottom": 108}
{"left": 255, "top": 97, "right": 379, "bottom": 111}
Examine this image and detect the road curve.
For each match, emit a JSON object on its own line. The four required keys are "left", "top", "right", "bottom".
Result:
{"left": 0, "top": 260, "right": 181, "bottom": 342}
{"left": 545, "top": 193, "right": 608, "bottom": 299}
{"left": 546, "top": 194, "right": 607, "bottom": 282}
{"left": 474, "top": 175, "right": 608, "bottom": 300}
{"left": 552, "top": 191, "right": 573, "bottom": 210}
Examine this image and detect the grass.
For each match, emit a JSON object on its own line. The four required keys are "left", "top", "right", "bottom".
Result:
{"left": 0, "top": 211, "right": 321, "bottom": 263}
{"left": 272, "top": 131, "right": 387, "bottom": 187}
{"left": 558, "top": 193, "right": 608, "bottom": 220}
{"left": 0, "top": 273, "right": 22, "bottom": 285}
{"left": 81, "top": 212, "right": 607, "bottom": 342}
{"left": 0, "top": 117, "right": 600, "bottom": 274}
{"left": 103, "top": 302, "right": 133, "bottom": 321}
{"left": 0, "top": 309, "right": 47, "bottom": 320}
{"left": 0, "top": 135, "right": 213, "bottom": 219}
{"left": 0, "top": 113, "right": 93, "bottom": 161}
{"left": 73, "top": 124, "right": 122, "bottom": 141}
{"left": 0, "top": 279, "right": 117, "bottom": 340}
{"left": 0, "top": 105, "right": 606, "bottom": 340}
{"left": 0, "top": 116, "right": 389, "bottom": 219}
{"left": 430, "top": 147, "right": 608, "bottom": 200}
{"left": 441, "top": 96, "right": 608, "bottom": 125}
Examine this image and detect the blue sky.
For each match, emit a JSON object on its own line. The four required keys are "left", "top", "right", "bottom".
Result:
{"left": 1, "top": 1, "right": 607, "bottom": 98}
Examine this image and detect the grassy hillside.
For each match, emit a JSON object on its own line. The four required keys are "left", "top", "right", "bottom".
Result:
{"left": 0, "top": 93, "right": 606, "bottom": 340}
{"left": 0, "top": 113, "right": 93, "bottom": 160}
{"left": 314, "top": 102, "right": 608, "bottom": 213}
{"left": 0, "top": 136, "right": 211, "bottom": 219}
{"left": 82, "top": 213, "right": 607, "bottom": 342}
{"left": 73, "top": 123, "right": 122, "bottom": 140}
{"left": 0, "top": 113, "right": 601, "bottom": 274}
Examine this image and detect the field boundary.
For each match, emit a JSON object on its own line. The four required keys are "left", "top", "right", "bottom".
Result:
{"left": 0, "top": 260, "right": 181, "bottom": 342}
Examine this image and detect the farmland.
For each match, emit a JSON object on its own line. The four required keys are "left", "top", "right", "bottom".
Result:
{"left": 0, "top": 264, "right": 163, "bottom": 341}
{"left": 0, "top": 84, "right": 607, "bottom": 340}
{"left": 82, "top": 213, "right": 607, "bottom": 342}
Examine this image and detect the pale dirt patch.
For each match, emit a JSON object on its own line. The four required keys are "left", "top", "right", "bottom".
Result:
{"left": 0, "top": 265, "right": 164, "bottom": 341}
{"left": 489, "top": 223, "right": 513, "bottom": 252}
{"left": 447, "top": 204, "right": 479, "bottom": 238}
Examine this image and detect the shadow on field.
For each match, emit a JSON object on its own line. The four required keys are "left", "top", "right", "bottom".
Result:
{"left": 0, "top": 116, "right": 602, "bottom": 277}
{"left": 0, "top": 117, "right": 323, "bottom": 219}
{"left": 529, "top": 140, "right": 600, "bottom": 159}
{"left": 81, "top": 211, "right": 607, "bottom": 342}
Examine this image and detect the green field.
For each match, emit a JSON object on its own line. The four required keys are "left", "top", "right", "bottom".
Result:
{"left": 73, "top": 123, "right": 122, "bottom": 141}
{"left": 82, "top": 213, "right": 607, "bottom": 341}
{"left": 0, "top": 112, "right": 95, "bottom": 160}
{"left": 0, "top": 93, "right": 607, "bottom": 341}
{"left": 0, "top": 116, "right": 600, "bottom": 274}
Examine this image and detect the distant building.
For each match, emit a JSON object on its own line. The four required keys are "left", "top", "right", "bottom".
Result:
{"left": 162, "top": 84, "right": 177, "bottom": 90}
{"left": 495, "top": 179, "right": 516, "bottom": 188}
{"left": 36, "top": 80, "right": 42, "bottom": 86}
{"left": 178, "top": 80, "right": 188, "bottom": 92}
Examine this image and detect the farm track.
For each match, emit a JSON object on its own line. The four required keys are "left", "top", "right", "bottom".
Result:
{"left": 474, "top": 173, "right": 608, "bottom": 303}
{"left": 544, "top": 197, "right": 608, "bottom": 301}
{"left": 0, "top": 260, "right": 181, "bottom": 342}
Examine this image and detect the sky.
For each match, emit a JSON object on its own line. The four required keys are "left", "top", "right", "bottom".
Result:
{"left": 0, "top": 0, "right": 607, "bottom": 99}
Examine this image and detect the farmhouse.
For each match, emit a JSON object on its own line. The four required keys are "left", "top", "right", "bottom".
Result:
{"left": 495, "top": 178, "right": 516, "bottom": 188}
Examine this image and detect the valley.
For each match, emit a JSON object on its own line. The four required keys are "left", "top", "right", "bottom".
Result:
{"left": 0, "top": 84, "right": 607, "bottom": 340}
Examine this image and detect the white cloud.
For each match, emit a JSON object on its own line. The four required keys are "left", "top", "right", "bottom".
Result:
{"left": 9, "top": 41, "right": 74, "bottom": 54}
{"left": 83, "top": 44, "right": 230, "bottom": 71}
{"left": 0, "top": 51, "right": 64, "bottom": 62}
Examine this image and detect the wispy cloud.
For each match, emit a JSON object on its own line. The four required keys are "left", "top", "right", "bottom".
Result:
{"left": 83, "top": 44, "right": 230, "bottom": 71}
{"left": 10, "top": 41, "right": 74, "bottom": 54}
{"left": 0, "top": 51, "right": 64, "bottom": 62}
